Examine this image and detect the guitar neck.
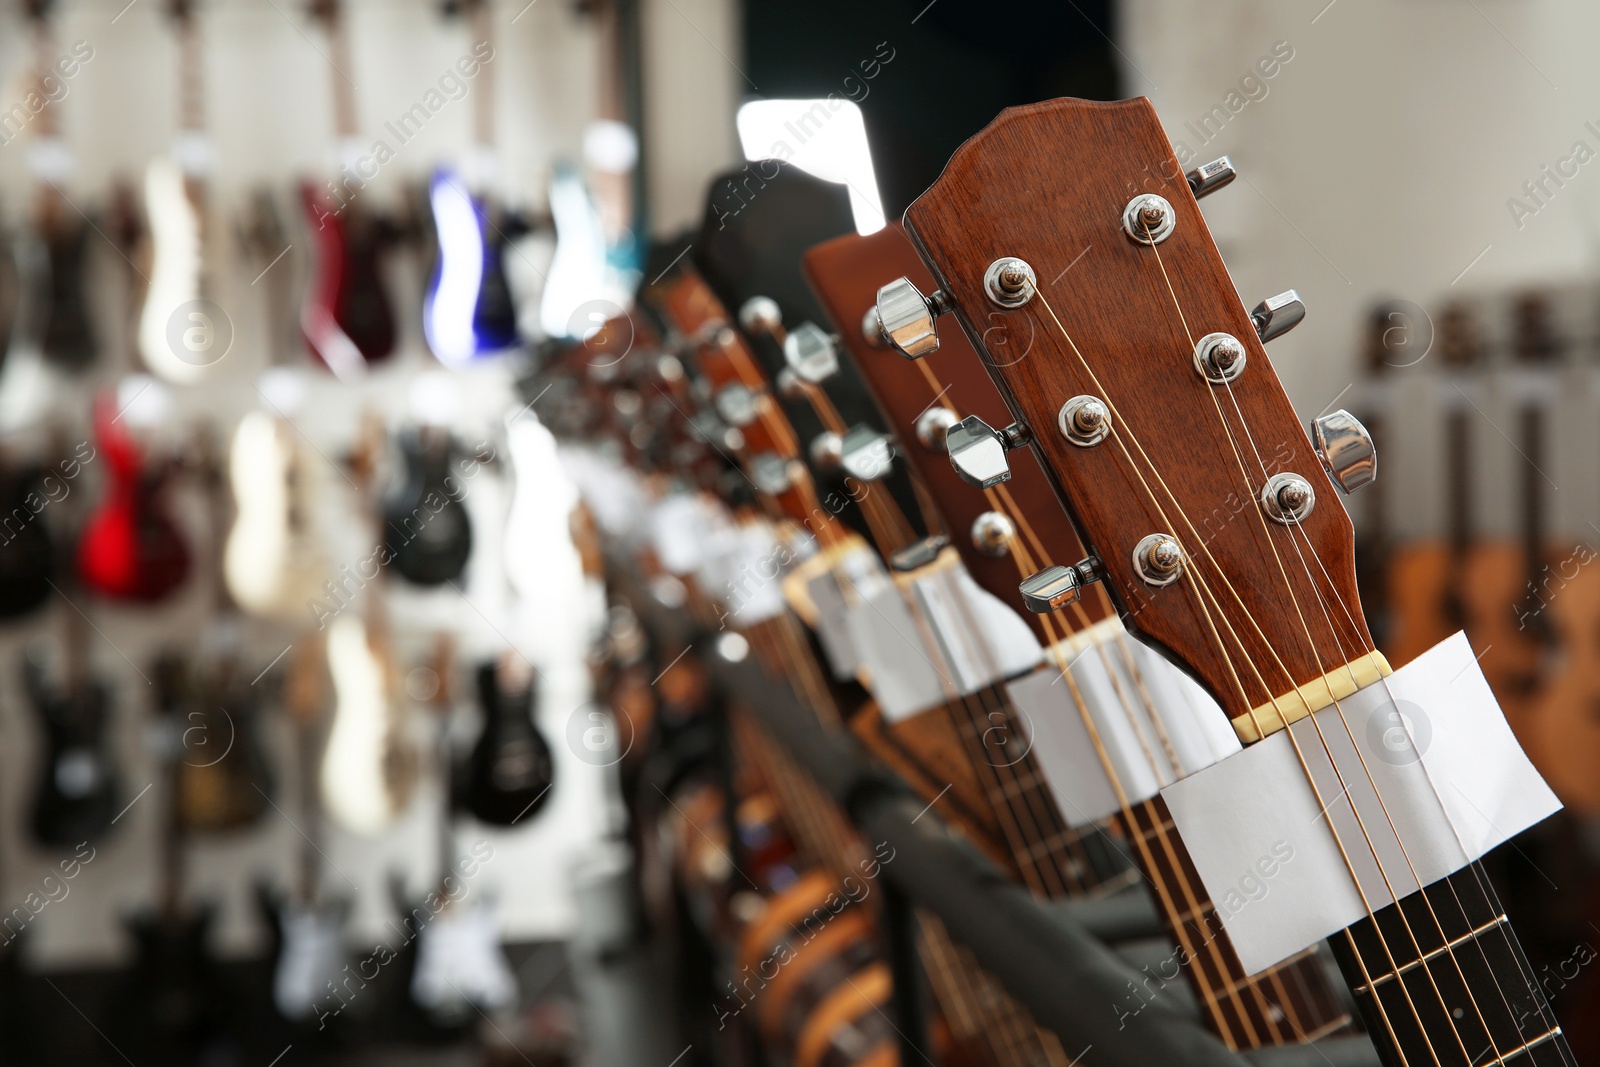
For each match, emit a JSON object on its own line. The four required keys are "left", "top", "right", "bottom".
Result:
{"left": 1518, "top": 401, "right": 1547, "bottom": 589}
{"left": 1446, "top": 405, "right": 1473, "bottom": 560}
{"left": 1122, "top": 797, "right": 1354, "bottom": 1048}
{"left": 1330, "top": 862, "right": 1573, "bottom": 1067}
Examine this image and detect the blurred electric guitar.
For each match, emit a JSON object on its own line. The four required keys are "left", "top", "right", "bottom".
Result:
{"left": 263, "top": 636, "right": 351, "bottom": 1025}
{"left": 113, "top": 652, "right": 228, "bottom": 1061}
{"left": 464, "top": 652, "right": 554, "bottom": 825}
{"left": 225, "top": 191, "right": 329, "bottom": 620}
{"left": 166, "top": 429, "right": 273, "bottom": 834}
{"left": 422, "top": 0, "right": 520, "bottom": 366}
{"left": 321, "top": 416, "right": 420, "bottom": 834}
{"left": 383, "top": 425, "right": 474, "bottom": 587}
{"left": 27, "top": 495, "right": 118, "bottom": 846}
{"left": 407, "top": 633, "right": 516, "bottom": 1026}
{"left": 877, "top": 94, "right": 1569, "bottom": 1067}
{"left": 12, "top": 1, "right": 94, "bottom": 373}
{"left": 138, "top": 0, "right": 225, "bottom": 385}
{"left": 77, "top": 391, "right": 191, "bottom": 603}
{"left": 300, "top": 0, "right": 397, "bottom": 379}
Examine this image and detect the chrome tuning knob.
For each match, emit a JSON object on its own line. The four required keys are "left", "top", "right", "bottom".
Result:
{"left": 1251, "top": 291, "right": 1305, "bottom": 343}
{"left": 838, "top": 425, "right": 895, "bottom": 482}
{"left": 945, "top": 415, "right": 1030, "bottom": 489}
{"left": 783, "top": 322, "right": 840, "bottom": 383}
{"left": 1018, "top": 558, "right": 1102, "bottom": 613}
{"left": 1311, "top": 409, "right": 1376, "bottom": 492}
{"left": 738, "top": 295, "right": 783, "bottom": 336}
{"left": 876, "top": 277, "right": 950, "bottom": 360}
{"left": 1185, "top": 157, "right": 1236, "bottom": 199}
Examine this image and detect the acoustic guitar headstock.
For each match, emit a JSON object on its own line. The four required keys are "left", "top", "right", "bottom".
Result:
{"left": 803, "top": 224, "right": 1112, "bottom": 640}
{"left": 880, "top": 97, "right": 1380, "bottom": 737}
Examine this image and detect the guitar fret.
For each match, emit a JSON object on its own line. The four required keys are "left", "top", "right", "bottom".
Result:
{"left": 1481, "top": 1027, "right": 1564, "bottom": 1066}
{"left": 1300, "top": 1014, "right": 1357, "bottom": 1043}
{"left": 1353, "top": 915, "right": 1509, "bottom": 994}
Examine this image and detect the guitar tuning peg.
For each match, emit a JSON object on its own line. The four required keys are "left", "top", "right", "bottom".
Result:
{"left": 876, "top": 277, "right": 951, "bottom": 360}
{"left": 1251, "top": 290, "right": 1305, "bottom": 343}
{"left": 738, "top": 296, "right": 783, "bottom": 337}
{"left": 1186, "top": 156, "right": 1236, "bottom": 199}
{"left": 1312, "top": 409, "right": 1376, "bottom": 492}
{"left": 945, "top": 415, "right": 1030, "bottom": 488}
{"left": 1018, "top": 558, "right": 1102, "bottom": 613}
{"left": 783, "top": 322, "right": 840, "bottom": 383}
{"left": 838, "top": 425, "right": 896, "bottom": 482}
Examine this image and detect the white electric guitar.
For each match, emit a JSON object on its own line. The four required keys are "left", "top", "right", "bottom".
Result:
{"left": 224, "top": 194, "right": 329, "bottom": 621}
{"left": 138, "top": 0, "right": 224, "bottom": 385}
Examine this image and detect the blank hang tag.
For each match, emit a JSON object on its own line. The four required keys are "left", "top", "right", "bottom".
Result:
{"left": 649, "top": 495, "right": 707, "bottom": 575}
{"left": 1161, "top": 632, "right": 1561, "bottom": 975}
{"left": 1006, "top": 619, "right": 1239, "bottom": 828}
{"left": 806, "top": 547, "right": 885, "bottom": 682}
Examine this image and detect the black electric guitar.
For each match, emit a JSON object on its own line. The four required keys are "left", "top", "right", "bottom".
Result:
{"left": 9, "top": 0, "right": 96, "bottom": 375}
{"left": 113, "top": 653, "right": 229, "bottom": 1061}
{"left": 383, "top": 426, "right": 474, "bottom": 586}
{"left": 878, "top": 95, "right": 1573, "bottom": 1067}
{"left": 0, "top": 449, "right": 57, "bottom": 619}
{"left": 463, "top": 652, "right": 554, "bottom": 825}
{"left": 26, "top": 580, "right": 118, "bottom": 847}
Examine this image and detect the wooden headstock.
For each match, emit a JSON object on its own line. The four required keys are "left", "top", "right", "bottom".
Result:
{"left": 803, "top": 224, "right": 1113, "bottom": 642}
{"left": 897, "top": 97, "right": 1380, "bottom": 739}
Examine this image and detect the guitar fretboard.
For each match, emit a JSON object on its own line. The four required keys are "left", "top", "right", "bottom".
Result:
{"left": 1330, "top": 862, "right": 1575, "bottom": 1067}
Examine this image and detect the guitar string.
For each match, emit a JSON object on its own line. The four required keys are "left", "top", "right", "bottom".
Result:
{"left": 1053, "top": 209, "right": 1529, "bottom": 1066}
{"left": 903, "top": 362, "right": 1296, "bottom": 1046}
{"left": 906, "top": 354, "right": 1314, "bottom": 1042}
{"left": 1138, "top": 218, "right": 1528, "bottom": 1064}
{"left": 1023, "top": 284, "right": 1429, "bottom": 1066}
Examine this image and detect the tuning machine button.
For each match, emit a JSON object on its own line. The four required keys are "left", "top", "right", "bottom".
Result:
{"left": 1312, "top": 409, "right": 1376, "bottom": 492}
{"left": 876, "top": 277, "right": 951, "bottom": 360}
{"left": 1018, "top": 558, "right": 1102, "bottom": 613}
{"left": 1186, "top": 157, "right": 1236, "bottom": 199}
{"left": 861, "top": 306, "right": 889, "bottom": 348}
{"left": 1251, "top": 291, "right": 1305, "bottom": 343}
{"left": 838, "top": 425, "right": 896, "bottom": 482}
{"left": 783, "top": 322, "right": 840, "bottom": 383}
{"left": 738, "top": 296, "right": 784, "bottom": 337}
{"left": 915, "top": 407, "right": 960, "bottom": 450}
{"left": 945, "top": 415, "right": 1030, "bottom": 488}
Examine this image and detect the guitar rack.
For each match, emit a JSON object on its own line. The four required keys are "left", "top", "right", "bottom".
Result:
{"left": 617, "top": 567, "right": 1381, "bottom": 1067}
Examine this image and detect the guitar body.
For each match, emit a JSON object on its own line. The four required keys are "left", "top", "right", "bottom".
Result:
{"left": 78, "top": 396, "right": 190, "bottom": 603}
{"left": 300, "top": 182, "right": 396, "bottom": 377}
{"left": 1460, "top": 541, "right": 1550, "bottom": 733}
{"left": 464, "top": 661, "right": 554, "bottom": 825}
{"left": 0, "top": 460, "right": 54, "bottom": 618}
{"left": 172, "top": 677, "right": 272, "bottom": 834}
{"left": 137, "top": 157, "right": 212, "bottom": 385}
{"left": 321, "top": 613, "right": 418, "bottom": 835}
{"left": 422, "top": 168, "right": 520, "bottom": 367}
{"left": 263, "top": 896, "right": 349, "bottom": 1025}
{"left": 223, "top": 411, "right": 327, "bottom": 620}
{"left": 407, "top": 898, "right": 517, "bottom": 1025}
{"left": 12, "top": 217, "right": 96, "bottom": 372}
{"left": 26, "top": 661, "right": 117, "bottom": 847}
{"left": 1384, "top": 542, "right": 1457, "bottom": 666}
{"left": 383, "top": 430, "right": 473, "bottom": 587}
{"left": 115, "top": 910, "right": 228, "bottom": 1058}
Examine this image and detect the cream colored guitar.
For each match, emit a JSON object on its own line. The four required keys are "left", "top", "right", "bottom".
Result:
{"left": 320, "top": 418, "right": 419, "bottom": 834}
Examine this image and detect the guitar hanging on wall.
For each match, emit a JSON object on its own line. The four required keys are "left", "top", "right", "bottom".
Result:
{"left": 422, "top": 0, "right": 520, "bottom": 366}
{"left": 138, "top": 0, "right": 228, "bottom": 385}
{"left": 875, "top": 96, "right": 1572, "bottom": 1067}
{"left": 301, "top": 0, "right": 397, "bottom": 379}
